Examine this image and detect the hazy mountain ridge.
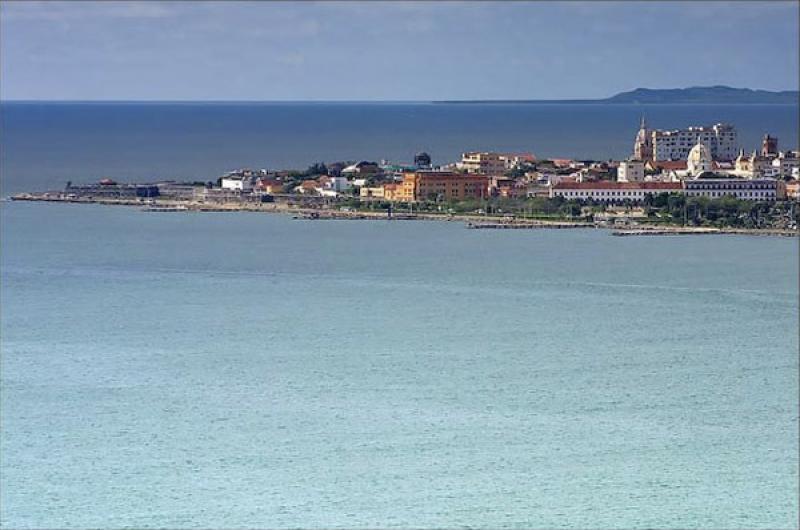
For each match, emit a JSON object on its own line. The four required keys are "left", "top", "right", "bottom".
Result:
{"left": 606, "top": 86, "right": 798, "bottom": 104}
{"left": 436, "top": 86, "right": 799, "bottom": 104}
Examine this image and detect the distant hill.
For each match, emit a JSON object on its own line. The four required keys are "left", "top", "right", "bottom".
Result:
{"left": 604, "top": 86, "right": 799, "bottom": 104}
{"left": 435, "top": 86, "right": 799, "bottom": 104}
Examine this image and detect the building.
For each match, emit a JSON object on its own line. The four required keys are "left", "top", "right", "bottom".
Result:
{"left": 254, "top": 178, "right": 285, "bottom": 194}
{"left": 359, "top": 186, "right": 386, "bottom": 199}
{"left": 772, "top": 151, "right": 800, "bottom": 178}
{"left": 460, "top": 152, "right": 506, "bottom": 174}
{"left": 156, "top": 181, "right": 205, "bottom": 200}
{"left": 198, "top": 188, "right": 262, "bottom": 203}
{"left": 65, "top": 181, "right": 160, "bottom": 199}
{"left": 414, "top": 152, "right": 432, "bottom": 169}
{"left": 341, "top": 161, "right": 380, "bottom": 176}
{"left": 650, "top": 123, "right": 737, "bottom": 161}
{"left": 383, "top": 173, "right": 417, "bottom": 202}
{"left": 645, "top": 160, "right": 688, "bottom": 173}
{"left": 762, "top": 134, "right": 779, "bottom": 157}
{"left": 319, "top": 175, "right": 350, "bottom": 192}
{"left": 379, "top": 171, "right": 489, "bottom": 202}
{"left": 499, "top": 153, "right": 536, "bottom": 169}
{"left": 687, "top": 139, "right": 714, "bottom": 176}
{"left": 489, "top": 176, "right": 528, "bottom": 198}
{"left": 684, "top": 174, "right": 779, "bottom": 201}
{"left": 220, "top": 175, "right": 253, "bottom": 192}
{"left": 550, "top": 181, "right": 682, "bottom": 202}
{"left": 294, "top": 180, "right": 322, "bottom": 195}
{"left": 785, "top": 180, "right": 800, "bottom": 201}
{"left": 617, "top": 159, "right": 645, "bottom": 182}
{"left": 633, "top": 116, "right": 653, "bottom": 160}
{"left": 415, "top": 171, "right": 489, "bottom": 201}
{"left": 734, "top": 150, "right": 774, "bottom": 178}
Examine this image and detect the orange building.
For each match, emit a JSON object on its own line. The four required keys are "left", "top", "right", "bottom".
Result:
{"left": 377, "top": 172, "right": 489, "bottom": 203}
{"left": 383, "top": 173, "right": 417, "bottom": 202}
{"left": 414, "top": 171, "right": 489, "bottom": 202}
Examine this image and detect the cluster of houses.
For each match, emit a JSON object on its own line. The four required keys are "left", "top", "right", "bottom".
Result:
{"left": 67, "top": 122, "right": 800, "bottom": 205}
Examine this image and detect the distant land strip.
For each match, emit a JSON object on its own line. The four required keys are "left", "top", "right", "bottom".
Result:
{"left": 435, "top": 86, "right": 800, "bottom": 105}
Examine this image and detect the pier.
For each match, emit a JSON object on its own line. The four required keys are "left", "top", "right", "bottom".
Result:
{"left": 466, "top": 221, "right": 591, "bottom": 229}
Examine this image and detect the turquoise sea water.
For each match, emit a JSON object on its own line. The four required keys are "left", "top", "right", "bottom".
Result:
{"left": 1, "top": 201, "right": 798, "bottom": 528}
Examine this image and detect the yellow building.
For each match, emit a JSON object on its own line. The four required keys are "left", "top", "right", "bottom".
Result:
{"left": 374, "top": 172, "right": 489, "bottom": 203}
{"left": 381, "top": 173, "right": 417, "bottom": 202}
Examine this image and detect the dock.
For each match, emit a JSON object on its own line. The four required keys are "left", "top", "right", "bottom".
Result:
{"left": 466, "top": 221, "right": 591, "bottom": 229}
{"left": 612, "top": 228, "right": 797, "bottom": 237}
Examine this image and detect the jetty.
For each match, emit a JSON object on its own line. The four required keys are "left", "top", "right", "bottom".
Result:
{"left": 612, "top": 227, "right": 797, "bottom": 237}
{"left": 466, "top": 221, "right": 591, "bottom": 229}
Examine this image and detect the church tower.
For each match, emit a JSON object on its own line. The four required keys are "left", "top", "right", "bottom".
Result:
{"left": 633, "top": 116, "right": 653, "bottom": 161}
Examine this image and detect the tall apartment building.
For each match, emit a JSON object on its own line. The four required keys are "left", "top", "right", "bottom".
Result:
{"left": 651, "top": 124, "right": 738, "bottom": 161}
{"left": 634, "top": 121, "right": 738, "bottom": 162}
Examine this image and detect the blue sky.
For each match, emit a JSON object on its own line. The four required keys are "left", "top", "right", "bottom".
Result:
{"left": 1, "top": 1, "right": 797, "bottom": 101}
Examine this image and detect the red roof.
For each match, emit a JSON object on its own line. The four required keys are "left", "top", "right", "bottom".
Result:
{"left": 554, "top": 181, "right": 682, "bottom": 190}
{"left": 649, "top": 161, "right": 687, "bottom": 170}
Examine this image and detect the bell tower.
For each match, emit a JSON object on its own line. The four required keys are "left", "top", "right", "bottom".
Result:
{"left": 633, "top": 115, "right": 653, "bottom": 161}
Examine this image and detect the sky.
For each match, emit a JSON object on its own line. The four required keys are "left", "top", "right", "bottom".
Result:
{"left": 1, "top": 1, "right": 798, "bottom": 101}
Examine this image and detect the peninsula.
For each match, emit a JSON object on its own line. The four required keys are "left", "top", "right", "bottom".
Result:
{"left": 9, "top": 120, "right": 800, "bottom": 236}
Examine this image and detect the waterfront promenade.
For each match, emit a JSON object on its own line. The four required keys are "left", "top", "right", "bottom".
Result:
{"left": 9, "top": 192, "right": 797, "bottom": 237}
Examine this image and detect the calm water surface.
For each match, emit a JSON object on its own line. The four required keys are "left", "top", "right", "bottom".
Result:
{"left": 1, "top": 202, "right": 797, "bottom": 528}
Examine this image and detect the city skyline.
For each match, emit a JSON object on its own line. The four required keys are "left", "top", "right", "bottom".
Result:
{"left": 1, "top": 1, "right": 798, "bottom": 101}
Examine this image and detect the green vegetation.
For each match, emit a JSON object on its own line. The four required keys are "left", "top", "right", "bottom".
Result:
{"left": 342, "top": 192, "right": 799, "bottom": 229}
{"left": 643, "top": 194, "right": 797, "bottom": 229}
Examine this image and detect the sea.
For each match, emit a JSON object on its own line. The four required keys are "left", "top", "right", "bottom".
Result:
{"left": 1, "top": 103, "right": 799, "bottom": 528}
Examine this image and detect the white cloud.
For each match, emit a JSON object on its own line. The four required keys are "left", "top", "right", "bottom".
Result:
{"left": 1, "top": 1, "right": 175, "bottom": 21}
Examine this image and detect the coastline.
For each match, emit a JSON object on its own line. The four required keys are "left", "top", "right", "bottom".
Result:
{"left": 8, "top": 192, "right": 798, "bottom": 237}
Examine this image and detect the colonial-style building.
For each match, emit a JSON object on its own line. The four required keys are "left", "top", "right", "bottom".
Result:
{"left": 550, "top": 181, "right": 682, "bottom": 202}
{"left": 684, "top": 174, "right": 780, "bottom": 201}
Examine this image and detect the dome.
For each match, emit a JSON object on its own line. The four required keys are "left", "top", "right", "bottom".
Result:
{"left": 687, "top": 139, "right": 713, "bottom": 175}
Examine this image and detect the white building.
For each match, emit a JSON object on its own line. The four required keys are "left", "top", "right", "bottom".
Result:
{"left": 322, "top": 175, "right": 350, "bottom": 192}
{"left": 220, "top": 176, "right": 253, "bottom": 192}
{"left": 687, "top": 139, "right": 714, "bottom": 176}
{"left": 773, "top": 151, "right": 800, "bottom": 178}
{"left": 652, "top": 123, "right": 738, "bottom": 161}
{"left": 684, "top": 176, "right": 779, "bottom": 201}
{"left": 617, "top": 159, "right": 645, "bottom": 182}
{"left": 550, "top": 181, "right": 683, "bottom": 202}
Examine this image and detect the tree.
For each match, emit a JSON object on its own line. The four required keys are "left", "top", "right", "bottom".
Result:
{"left": 305, "top": 162, "right": 328, "bottom": 176}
